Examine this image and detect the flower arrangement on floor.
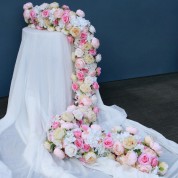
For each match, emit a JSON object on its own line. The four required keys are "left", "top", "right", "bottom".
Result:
{"left": 23, "top": 2, "right": 168, "bottom": 176}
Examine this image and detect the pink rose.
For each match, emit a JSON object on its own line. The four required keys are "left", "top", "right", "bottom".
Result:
{"left": 83, "top": 144, "right": 90, "bottom": 152}
{"left": 52, "top": 121, "right": 60, "bottom": 129}
{"left": 72, "top": 83, "right": 79, "bottom": 92}
{"left": 138, "top": 153, "right": 151, "bottom": 165}
{"left": 74, "top": 130, "right": 82, "bottom": 138}
{"left": 74, "top": 139, "right": 83, "bottom": 149}
{"left": 80, "top": 32, "right": 88, "bottom": 40}
{"left": 62, "top": 14, "right": 69, "bottom": 24}
{"left": 143, "top": 147, "right": 157, "bottom": 157}
{"left": 23, "top": 10, "right": 30, "bottom": 19}
{"left": 125, "top": 151, "right": 138, "bottom": 166}
{"left": 89, "top": 49, "right": 97, "bottom": 56}
{"left": 137, "top": 164, "right": 152, "bottom": 173}
{"left": 75, "top": 58, "right": 85, "bottom": 69}
{"left": 23, "top": 2, "right": 33, "bottom": 10}
{"left": 67, "top": 36, "right": 74, "bottom": 44}
{"left": 126, "top": 126, "right": 138, "bottom": 135}
{"left": 62, "top": 5, "right": 70, "bottom": 10}
{"left": 113, "top": 141, "right": 124, "bottom": 156}
{"left": 81, "top": 124, "right": 89, "bottom": 131}
{"left": 36, "top": 26, "right": 43, "bottom": 30}
{"left": 81, "top": 97, "right": 92, "bottom": 106}
{"left": 54, "top": 9, "right": 64, "bottom": 18}
{"left": 76, "top": 9, "right": 85, "bottom": 17}
{"left": 91, "top": 124, "right": 102, "bottom": 131}
{"left": 91, "top": 37, "right": 100, "bottom": 49}
{"left": 53, "top": 148, "right": 65, "bottom": 159}
{"left": 103, "top": 137, "right": 114, "bottom": 149}
{"left": 93, "top": 107, "right": 99, "bottom": 114}
{"left": 76, "top": 71, "right": 85, "bottom": 80}
{"left": 30, "top": 10, "right": 36, "bottom": 19}
{"left": 150, "top": 142, "right": 162, "bottom": 155}
{"left": 92, "top": 82, "right": 99, "bottom": 90}
{"left": 80, "top": 39, "right": 87, "bottom": 46}
{"left": 61, "top": 123, "right": 74, "bottom": 130}
{"left": 151, "top": 157, "right": 159, "bottom": 167}
{"left": 53, "top": 19, "right": 58, "bottom": 26}
{"left": 96, "top": 67, "right": 101, "bottom": 76}
{"left": 42, "top": 9, "right": 50, "bottom": 18}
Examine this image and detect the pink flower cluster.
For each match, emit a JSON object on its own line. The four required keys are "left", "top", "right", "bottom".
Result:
{"left": 23, "top": 2, "right": 168, "bottom": 176}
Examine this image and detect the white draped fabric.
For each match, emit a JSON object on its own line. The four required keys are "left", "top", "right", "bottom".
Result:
{"left": 0, "top": 27, "right": 178, "bottom": 178}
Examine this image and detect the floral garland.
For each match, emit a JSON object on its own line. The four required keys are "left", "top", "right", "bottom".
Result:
{"left": 23, "top": 2, "right": 168, "bottom": 176}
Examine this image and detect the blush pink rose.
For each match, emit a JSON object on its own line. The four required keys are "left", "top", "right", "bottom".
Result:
{"left": 72, "top": 83, "right": 79, "bottom": 91}
{"left": 62, "top": 5, "right": 70, "bottom": 10}
{"left": 42, "top": 9, "right": 50, "bottom": 18}
{"left": 113, "top": 141, "right": 124, "bottom": 156}
{"left": 138, "top": 153, "right": 151, "bottom": 165}
{"left": 81, "top": 124, "right": 89, "bottom": 131}
{"left": 89, "top": 49, "right": 97, "bottom": 56}
{"left": 151, "top": 157, "right": 159, "bottom": 167}
{"left": 54, "top": 9, "right": 64, "bottom": 18}
{"left": 74, "top": 130, "right": 82, "bottom": 138}
{"left": 91, "top": 37, "right": 100, "bottom": 49}
{"left": 74, "top": 139, "right": 83, "bottom": 149}
{"left": 62, "top": 14, "right": 69, "bottom": 24}
{"left": 30, "top": 10, "right": 36, "bottom": 19}
{"left": 76, "top": 71, "right": 85, "bottom": 80}
{"left": 92, "top": 82, "right": 99, "bottom": 90}
{"left": 81, "top": 97, "right": 92, "bottom": 106}
{"left": 126, "top": 126, "right": 138, "bottom": 135}
{"left": 93, "top": 107, "right": 99, "bottom": 114}
{"left": 83, "top": 144, "right": 90, "bottom": 152}
{"left": 67, "top": 36, "right": 74, "bottom": 44}
{"left": 75, "top": 58, "right": 85, "bottom": 69}
{"left": 23, "top": 10, "right": 30, "bottom": 19}
{"left": 54, "top": 148, "right": 65, "bottom": 159}
{"left": 96, "top": 67, "right": 101, "bottom": 76}
{"left": 61, "top": 123, "right": 74, "bottom": 130}
{"left": 137, "top": 164, "right": 152, "bottom": 173}
{"left": 150, "top": 142, "right": 162, "bottom": 155}
{"left": 76, "top": 9, "right": 85, "bottom": 17}
{"left": 103, "top": 137, "right": 114, "bottom": 149}
{"left": 23, "top": 2, "right": 33, "bottom": 10}
{"left": 125, "top": 151, "right": 138, "bottom": 166}
{"left": 52, "top": 121, "right": 60, "bottom": 129}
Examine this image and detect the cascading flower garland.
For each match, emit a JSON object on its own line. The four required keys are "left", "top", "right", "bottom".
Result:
{"left": 23, "top": 2, "right": 168, "bottom": 176}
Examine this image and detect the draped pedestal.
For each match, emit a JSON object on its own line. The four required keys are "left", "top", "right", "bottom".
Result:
{"left": 0, "top": 27, "right": 178, "bottom": 178}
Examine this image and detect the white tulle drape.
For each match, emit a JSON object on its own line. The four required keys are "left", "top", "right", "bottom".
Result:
{"left": 0, "top": 28, "right": 178, "bottom": 178}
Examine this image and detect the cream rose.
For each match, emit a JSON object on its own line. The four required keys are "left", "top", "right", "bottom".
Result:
{"left": 80, "top": 83, "right": 91, "bottom": 93}
{"left": 83, "top": 152, "right": 97, "bottom": 164}
{"left": 82, "top": 43, "right": 92, "bottom": 51}
{"left": 44, "top": 141, "right": 52, "bottom": 152}
{"left": 50, "top": 2, "right": 59, "bottom": 8}
{"left": 72, "top": 109, "right": 83, "bottom": 120}
{"left": 113, "top": 141, "right": 124, "bottom": 156}
{"left": 144, "top": 135, "right": 153, "bottom": 146}
{"left": 123, "top": 136, "right": 137, "bottom": 149}
{"left": 75, "top": 48, "right": 84, "bottom": 57}
{"left": 53, "top": 128, "right": 66, "bottom": 140}
{"left": 84, "top": 54, "right": 95, "bottom": 64}
{"left": 47, "top": 26, "right": 55, "bottom": 32}
{"left": 71, "top": 73, "right": 77, "bottom": 82}
{"left": 158, "top": 162, "right": 168, "bottom": 175}
{"left": 70, "top": 27, "right": 81, "bottom": 37}
{"left": 61, "top": 112, "right": 74, "bottom": 122}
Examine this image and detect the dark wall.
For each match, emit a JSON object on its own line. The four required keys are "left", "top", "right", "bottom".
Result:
{"left": 1, "top": 0, "right": 178, "bottom": 97}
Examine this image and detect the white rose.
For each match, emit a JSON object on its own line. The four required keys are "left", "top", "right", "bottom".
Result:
{"left": 28, "top": 24, "right": 36, "bottom": 29}
{"left": 61, "top": 29, "right": 69, "bottom": 35}
{"left": 39, "top": 3, "right": 49, "bottom": 10}
{"left": 47, "top": 26, "right": 55, "bottom": 32}
{"left": 72, "top": 109, "right": 83, "bottom": 120}
{"left": 144, "top": 136, "right": 153, "bottom": 146}
{"left": 67, "top": 105, "right": 77, "bottom": 112}
{"left": 65, "top": 144, "right": 78, "bottom": 157}
{"left": 75, "top": 48, "right": 84, "bottom": 57}
{"left": 61, "top": 112, "right": 74, "bottom": 122}
{"left": 83, "top": 152, "right": 97, "bottom": 164}
{"left": 50, "top": 2, "right": 59, "bottom": 8}
{"left": 95, "top": 54, "right": 102, "bottom": 62}
{"left": 111, "top": 126, "right": 123, "bottom": 133}
{"left": 76, "top": 9, "right": 85, "bottom": 18}
{"left": 89, "top": 25, "right": 96, "bottom": 34}
{"left": 55, "top": 26, "right": 61, "bottom": 32}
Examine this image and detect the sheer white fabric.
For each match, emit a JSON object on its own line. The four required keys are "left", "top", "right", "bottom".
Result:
{"left": 0, "top": 27, "right": 178, "bottom": 178}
